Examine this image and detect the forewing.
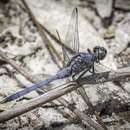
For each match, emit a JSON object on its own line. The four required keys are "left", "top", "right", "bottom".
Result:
{"left": 63, "top": 8, "right": 80, "bottom": 66}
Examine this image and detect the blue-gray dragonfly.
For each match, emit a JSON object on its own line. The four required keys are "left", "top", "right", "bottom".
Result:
{"left": 3, "top": 8, "right": 107, "bottom": 103}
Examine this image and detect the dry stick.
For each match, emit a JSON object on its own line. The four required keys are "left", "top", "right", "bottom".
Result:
{"left": 38, "top": 29, "right": 62, "bottom": 69}
{"left": 77, "top": 87, "right": 108, "bottom": 130}
{"left": 35, "top": 22, "right": 62, "bottom": 68}
{"left": 0, "top": 82, "right": 104, "bottom": 130}
{"left": 0, "top": 50, "right": 37, "bottom": 83}
{"left": 40, "top": 24, "right": 75, "bottom": 54}
{"left": 21, "top": 0, "right": 62, "bottom": 65}
{"left": 77, "top": 80, "right": 108, "bottom": 128}
{"left": 20, "top": 0, "right": 96, "bottom": 127}
{"left": 0, "top": 67, "right": 130, "bottom": 128}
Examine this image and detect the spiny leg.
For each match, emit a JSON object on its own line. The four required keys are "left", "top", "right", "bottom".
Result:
{"left": 89, "top": 64, "right": 98, "bottom": 84}
{"left": 72, "top": 68, "right": 90, "bottom": 81}
{"left": 89, "top": 64, "right": 95, "bottom": 75}
{"left": 77, "top": 68, "right": 90, "bottom": 79}
{"left": 72, "top": 72, "right": 78, "bottom": 80}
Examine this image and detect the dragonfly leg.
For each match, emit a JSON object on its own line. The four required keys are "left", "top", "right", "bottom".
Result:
{"left": 89, "top": 65, "right": 95, "bottom": 75}
{"left": 77, "top": 68, "right": 90, "bottom": 80}
{"left": 89, "top": 64, "right": 98, "bottom": 83}
{"left": 72, "top": 72, "right": 78, "bottom": 80}
{"left": 72, "top": 68, "right": 90, "bottom": 80}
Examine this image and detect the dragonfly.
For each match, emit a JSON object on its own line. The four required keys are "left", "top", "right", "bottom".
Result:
{"left": 2, "top": 8, "right": 107, "bottom": 103}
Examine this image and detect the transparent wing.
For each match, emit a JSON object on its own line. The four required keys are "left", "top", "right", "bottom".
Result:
{"left": 63, "top": 8, "right": 80, "bottom": 66}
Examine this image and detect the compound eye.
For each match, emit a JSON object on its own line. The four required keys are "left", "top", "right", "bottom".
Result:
{"left": 101, "top": 47, "right": 107, "bottom": 55}
{"left": 100, "top": 47, "right": 107, "bottom": 59}
{"left": 93, "top": 46, "right": 107, "bottom": 60}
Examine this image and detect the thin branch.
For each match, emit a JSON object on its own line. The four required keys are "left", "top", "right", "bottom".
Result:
{"left": 41, "top": 24, "right": 75, "bottom": 54}
{"left": 0, "top": 50, "right": 37, "bottom": 82}
{"left": 21, "top": 0, "right": 62, "bottom": 68}
{"left": 38, "top": 29, "right": 62, "bottom": 68}
{"left": 0, "top": 67, "right": 130, "bottom": 128}
{"left": 21, "top": 0, "right": 75, "bottom": 55}
{"left": 77, "top": 87, "right": 108, "bottom": 130}
{"left": 77, "top": 67, "right": 130, "bottom": 85}
{"left": 0, "top": 82, "right": 104, "bottom": 130}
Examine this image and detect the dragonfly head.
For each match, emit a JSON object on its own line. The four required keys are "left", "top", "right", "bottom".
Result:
{"left": 93, "top": 46, "right": 107, "bottom": 62}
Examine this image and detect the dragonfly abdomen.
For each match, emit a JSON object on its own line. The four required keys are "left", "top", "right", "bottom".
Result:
{"left": 2, "top": 67, "right": 72, "bottom": 103}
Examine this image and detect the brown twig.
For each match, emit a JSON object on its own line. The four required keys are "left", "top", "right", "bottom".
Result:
{"left": 77, "top": 87, "right": 108, "bottom": 130}
{"left": 21, "top": 0, "right": 62, "bottom": 68}
{"left": 21, "top": 0, "right": 75, "bottom": 55}
{"left": 0, "top": 67, "right": 130, "bottom": 127}
{"left": 0, "top": 82, "right": 103, "bottom": 130}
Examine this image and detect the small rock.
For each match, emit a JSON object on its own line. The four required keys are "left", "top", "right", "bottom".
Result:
{"left": 115, "top": 0, "right": 130, "bottom": 10}
{"left": 103, "top": 25, "right": 116, "bottom": 39}
{"left": 115, "top": 14, "right": 130, "bottom": 54}
{"left": 95, "top": 0, "right": 113, "bottom": 19}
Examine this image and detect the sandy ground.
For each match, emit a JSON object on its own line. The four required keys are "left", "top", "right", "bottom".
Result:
{"left": 0, "top": 0, "right": 130, "bottom": 130}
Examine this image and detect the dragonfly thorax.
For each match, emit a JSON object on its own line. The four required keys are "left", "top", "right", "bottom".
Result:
{"left": 67, "top": 52, "right": 94, "bottom": 75}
